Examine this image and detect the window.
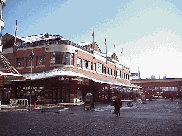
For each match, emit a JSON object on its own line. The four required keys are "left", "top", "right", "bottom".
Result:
{"left": 54, "top": 52, "right": 74, "bottom": 65}
{"left": 107, "top": 68, "right": 109, "bottom": 75}
{"left": 97, "top": 63, "right": 102, "bottom": 73}
{"left": 126, "top": 74, "right": 129, "bottom": 80}
{"left": 113, "top": 70, "right": 115, "bottom": 77}
{"left": 102, "top": 66, "right": 106, "bottom": 74}
{"left": 16, "top": 58, "right": 24, "bottom": 67}
{"left": 26, "top": 57, "right": 31, "bottom": 67}
{"left": 83, "top": 60, "right": 88, "bottom": 69}
{"left": 94, "top": 63, "right": 96, "bottom": 71}
{"left": 66, "top": 53, "right": 73, "bottom": 65}
{"left": 77, "top": 58, "right": 82, "bottom": 68}
{"left": 50, "top": 52, "right": 55, "bottom": 65}
{"left": 117, "top": 70, "right": 120, "bottom": 78}
{"left": 110, "top": 69, "right": 112, "bottom": 75}
{"left": 36, "top": 55, "right": 45, "bottom": 66}
{"left": 88, "top": 61, "right": 92, "bottom": 70}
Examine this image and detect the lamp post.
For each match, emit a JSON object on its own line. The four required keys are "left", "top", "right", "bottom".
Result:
{"left": 29, "top": 50, "right": 34, "bottom": 107}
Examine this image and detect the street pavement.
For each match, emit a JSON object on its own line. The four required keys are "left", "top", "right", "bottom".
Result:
{"left": 0, "top": 99, "right": 181, "bottom": 136}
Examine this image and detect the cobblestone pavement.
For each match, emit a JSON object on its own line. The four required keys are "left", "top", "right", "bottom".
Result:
{"left": 0, "top": 99, "right": 181, "bottom": 136}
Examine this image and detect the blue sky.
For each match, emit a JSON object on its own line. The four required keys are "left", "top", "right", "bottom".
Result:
{"left": 3, "top": 0, "right": 182, "bottom": 79}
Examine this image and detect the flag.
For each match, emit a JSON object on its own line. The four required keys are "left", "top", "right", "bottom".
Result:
{"left": 104, "top": 38, "right": 106, "bottom": 46}
{"left": 92, "top": 28, "right": 94, "bottom": 38}
{"left": 114, "top": 43, "right": 116, "bottom": 53}
{"left": 121, "top": 48, "right": 123, "bottom": 55}
{"left": 15, "top": 20, "right": 17, "bottom": 44}
{"left": 15, "top": 20, "right": 17, "bottom": 31}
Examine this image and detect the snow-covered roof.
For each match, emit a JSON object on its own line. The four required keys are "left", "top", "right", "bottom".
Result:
{"left": 15, "top": 34, "right": 65, "bottom": 43}
{"left": 77, "top": 41, "right": 92, "bottom": 46}
{"left": 22, "top": 68, "right": 131, "bottom": 87}
{"left": 0, "top": 71, "right": 22, "bottom": 76}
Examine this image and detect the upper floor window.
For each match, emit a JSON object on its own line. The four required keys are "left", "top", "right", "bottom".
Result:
{"left": 107, "top": 68, "right": 109, "bottom": 75}
{"left": 77, "top": 58, "right": 82, "bottom": 68}
{"left": 26, "top": 57, "right": 31, "bottom": 67}
{"left": 102, "top": 66, "right": 106, "bottom": 74}
{"left": 83, "top": 59, "right": 88, "bottom": 69}
{"left": 97, "top": 62, "right": 102, "bottom": 73}
{"left": 117, "top": 70, "right": 120, "bottom": 78}
{"left": 88, "top": 61, "right": 92, "bottom": 70}
{"left": 50, "top": 52, "right": 55, "bottom": 65}
{"left": 126, "top": 74, "right": 129, "bottom": 80}
{"left": 94, "top": 63, "right": 96, "bottom": 71}
{"left": 54, "top": 52, "right": 74, "bottom": 65}
{"left": 36, "top": 55, "right": 45, "bottom": 66}
{"left": 16, "top": 57, "right": 24, "bottom": 67}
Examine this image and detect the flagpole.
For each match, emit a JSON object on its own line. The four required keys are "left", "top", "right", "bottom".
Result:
{"left": 15, "top": 20, "right": 17, "bottom": 44}
{"left": 105, "top": 38, "right": 107, "bottom": 77}
{"left": 114, "top": 42, "right": 116, "bottom": 53}
{"left": 120, "top": 48, "right": 123, "bottom": 64}
{"left": 114, "top": 43, "right": 116, "bottom": 79}
{"left": 13, "top": 20, "right": 17, "bottom": 67}
{"left": 92, "top": 28, "right": 95, "bottom": 73}
{"left": 92, "top": 28, "right": 94, "bottom": 51}
{"left": 121, "top": 48, "right": 123, "bottom": 79}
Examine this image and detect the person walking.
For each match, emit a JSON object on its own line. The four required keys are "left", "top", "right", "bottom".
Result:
{"left": 114, "top": 96, "right": 122, "bottom": 117}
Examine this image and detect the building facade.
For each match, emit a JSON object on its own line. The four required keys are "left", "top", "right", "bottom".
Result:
{"left": 1, "top": 33, "right": 138, "bottom": 104}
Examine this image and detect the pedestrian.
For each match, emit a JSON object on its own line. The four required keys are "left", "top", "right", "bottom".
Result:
{"left": 114, "top": 96, "right": 122, "bottom": 117}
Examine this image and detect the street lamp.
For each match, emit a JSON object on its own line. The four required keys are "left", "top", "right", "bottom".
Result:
{"left": 29, "top": 50, "right": 34, "bottom": 107}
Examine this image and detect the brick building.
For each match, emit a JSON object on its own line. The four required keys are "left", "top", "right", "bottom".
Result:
{"left": 1, "top": 33, "right": 136, "bottom": 104}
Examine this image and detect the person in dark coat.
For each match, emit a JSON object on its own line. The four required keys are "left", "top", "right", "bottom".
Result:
{"left": 114, "top": 96, "right": 122, "bottom": 117}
